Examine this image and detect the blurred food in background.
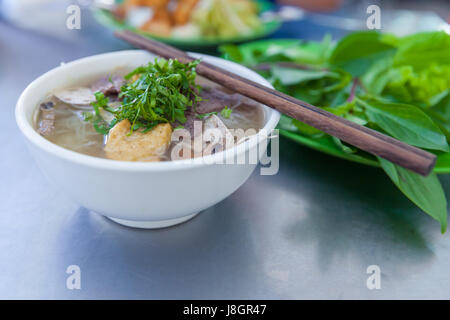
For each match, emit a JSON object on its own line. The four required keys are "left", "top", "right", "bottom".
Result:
{"left": 114, "top": 0, "right": 263, "bottom": 39}
{"left": 277, "top": 0, "right": 343, "bottom": 12}
{"left": 1, "top": 0, "right": 447, "bottom": 47}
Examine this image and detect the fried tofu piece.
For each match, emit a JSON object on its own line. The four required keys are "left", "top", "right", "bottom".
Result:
{"left": 105, "top": 120, "right": 172, "bottom": 162}
{"left": 140, "top": 0, "right": 170, "bottom": 6}
{"left": 122, "top": 0, "right": 168, "bottom": 7}
{"left": 173, "top": 0, "right": 199, "bottom": 25}
{"left": 113, "top": 5, "right": 127, "bottom": 21}
{"left": 117, "top": 0, "right": 169, "bottom": 20}
{"left": 122, "top": 0, "right": 142, "bottom": 7}
{"left": 140, "top": 7, "right": 172, "bottom": 36}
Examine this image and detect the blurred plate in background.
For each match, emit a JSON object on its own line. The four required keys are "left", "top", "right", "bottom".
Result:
{"left": 92, "top": 0, "right": 282, "bottom": 49}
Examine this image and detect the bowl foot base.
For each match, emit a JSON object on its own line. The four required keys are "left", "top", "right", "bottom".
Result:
{"left": 106, "top": 212, "right": 199, "bottom": 229}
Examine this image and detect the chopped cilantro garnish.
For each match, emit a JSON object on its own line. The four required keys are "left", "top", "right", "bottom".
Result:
{"left": 196, "top": 112, "right": 218, "bottom": 119}
{"left": 220, "top": 106, "right": 232, "bottom": 119}
{"left": 82, "top": 111, "right": 94, "bottom": 122}
{"left": 85, "top": 58, "right": 201, "bottom": 135}
{"left": 88, "top": 92, "right": 112, "bottom": 135}
{"left": 118, "top": 58, "right": 201, "bottom": 134}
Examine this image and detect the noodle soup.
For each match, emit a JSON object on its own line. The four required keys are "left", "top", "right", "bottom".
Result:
{"left": 35, "top": 59, "right": 265, "bottom": 162}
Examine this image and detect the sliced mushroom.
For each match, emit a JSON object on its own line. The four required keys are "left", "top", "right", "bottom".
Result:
{"left": 202, "top": 114, "right": 235, "bottom": 154}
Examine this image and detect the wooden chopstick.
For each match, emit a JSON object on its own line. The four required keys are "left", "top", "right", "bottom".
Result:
{"left": 115, "top": 30, "right": 436, "bottom": 176}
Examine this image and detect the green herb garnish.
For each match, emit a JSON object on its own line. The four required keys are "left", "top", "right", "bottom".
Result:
{"left": 82, "top": 111, "right": 94, "bottom": 122}
{"left": 118, "top": 58, "right": 201, "bottom": 134}
{"left": 220, "top": 106, "right": 233, "bottom": 119}
{"left": 196, "top": 111, "right": 218, "bottom": 120}
{"left": 85, "top": 58, "right": 201, "bottom": 135}
{"left": 88, "top": 92, "right": 112, "bottom": 135}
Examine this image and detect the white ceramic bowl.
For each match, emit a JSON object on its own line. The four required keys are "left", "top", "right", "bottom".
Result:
{"left": 16, "top": 50, "right": 280, "bottom": 228}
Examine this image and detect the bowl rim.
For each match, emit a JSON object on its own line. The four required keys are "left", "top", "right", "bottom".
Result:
{"left": 16, "top": 50, "right": 280, "bottom": 172}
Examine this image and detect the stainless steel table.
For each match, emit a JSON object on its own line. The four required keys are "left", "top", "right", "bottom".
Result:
{"left": 1, "top": 10, "right": 450, "bottom": 300}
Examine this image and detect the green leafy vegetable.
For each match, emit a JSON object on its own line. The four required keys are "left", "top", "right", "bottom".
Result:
{"left": 222, "top": 31, "right": 450, "bottom": 231}
{"left": 393, "top": 31, "right": 450, "bottom": 70}
{"left": 196, "top": 111, "right": 218, "bottom": 119}
{"left": 82, "top": 111, "right": 94, "bottom": 122}
{"left": 329, "top": 31, "right": 396, "bottom": 76}
{"left": 89, "top": 92, "right": 112, "bottom": 135}
{"left": 220, "top": 106, "right": 233, "bottom": 119}
{"left": 120, "top": 58, "right": 201, "bottom": 133}
{"left": 379, "top": 157, "right": 447, "bottom": 233}
{"left": 357, "top": 98, "right": 450, "bottom": 152}
{"left": 271, "top": 67, "right": 339, "bottom": 86}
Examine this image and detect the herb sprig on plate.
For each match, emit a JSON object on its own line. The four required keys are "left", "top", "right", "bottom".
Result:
{"left": 221, "top": 31, "right": 450, "bottom": 232}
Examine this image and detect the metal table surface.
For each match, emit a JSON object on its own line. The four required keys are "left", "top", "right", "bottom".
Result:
{"left": 1, "top": 9, "right": 450, "bottom": 300}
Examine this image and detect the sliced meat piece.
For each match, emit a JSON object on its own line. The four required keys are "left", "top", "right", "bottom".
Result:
{"left": 170, "top": 112, "right": 235, "bottom": 160}
{"left": 202, "top": 114, "right": 235, "bottom": 154}
{"left": 175, "top": 107, "right": 196, "bottom": 136}
{"left": 171, "top": 111, "right": 235, "bottom": 156}
{"left": 37, "top": 102, "right": 55, "bottom": 136}
{"left": 196, "top": 87, "right": 242, "bottom": 114}
{"left": 91, "top": 75, "right": 125, "bottom": 96}
{"left": 54, "top": 87, "right": 96, "bottom": 106}
{"left": 105, "top": 120, "right": 172, "bottom": 162}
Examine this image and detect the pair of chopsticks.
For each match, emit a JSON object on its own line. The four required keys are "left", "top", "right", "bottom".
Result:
{"left": 115, "top": 30, "right": 436, "bottom": 176}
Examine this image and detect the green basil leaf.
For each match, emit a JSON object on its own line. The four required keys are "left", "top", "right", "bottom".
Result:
{"left": 271, "top": 66, "right": 339, "bottom": 86}
{"left": 359, "top": 99, "right": 450, "bottom": 152}
{"left": 394, "top": 31, "right": 450, "bottom": 70}
{"left": 430, "top": 90, "right": 450, "bottom": 118}
{"left": 361, "top": 56, "right": 394, "bottom": 95}
{"left": 329, "top": 31, "right": 396, "bottom": 76}
{"left": 264, "top": 41, "right": 331, "bottom": 65}
{"left": 219, "top": 44, "right": 244, "bottom": 64}
{"left": 221, "top": 38, "right": 332, "bottom": 67}
{"left": 292, "top": 119, "right": 323, "bottom": 136}
{"left": 332, "top": 136, "right": 355, "bottom": 154}
{"left": 426, "top": 91, "right": 450, "bottom": 140}
{"left": 277, "top": 114, "right": 299, "bottom": 132}
{"left": 378, "top": 157, "right": 447, "bottom": 233}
